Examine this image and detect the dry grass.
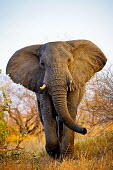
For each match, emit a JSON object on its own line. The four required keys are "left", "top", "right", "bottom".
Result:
{"left": 0, "top": 123, "right": 113, "bottom": 170}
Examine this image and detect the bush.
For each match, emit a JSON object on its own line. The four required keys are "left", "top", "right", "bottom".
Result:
{"left": 0, "top": 112, "right": 9, "bottom": 147}
{"left": 0, "top": 88, "right": 11, "bottom": 159}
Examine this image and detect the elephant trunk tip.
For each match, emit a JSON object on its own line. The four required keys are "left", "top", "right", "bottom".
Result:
{"left": 75, "top": 125, "right": 87, "bottom": 135}
{"left": 81, "top": 127, "right": 87, "bottom": 135}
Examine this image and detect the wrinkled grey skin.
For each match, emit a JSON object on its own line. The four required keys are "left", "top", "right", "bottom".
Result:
{"left": 6, "top": 40, "right": 107, "bottom": 158}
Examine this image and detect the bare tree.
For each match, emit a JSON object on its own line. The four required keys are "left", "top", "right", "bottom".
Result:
{"left": 0, "top": 74, "right": 42, "bottom": 135}
{"left": 78, "top": 66, "right": 113, "bottom": 125}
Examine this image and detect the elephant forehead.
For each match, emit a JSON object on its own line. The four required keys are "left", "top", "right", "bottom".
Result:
{"left": 40, "top": 41, "right": 70, "bottom": 52}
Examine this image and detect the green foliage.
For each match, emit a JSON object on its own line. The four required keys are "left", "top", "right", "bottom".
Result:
{"left": 0, "top": 110, "right": 9, "bottom": 159}
{"left": 1, "top": 88, "right": 12, "bottom": 107}
{"left": 0, "top": 112, "right": 9, "bottom": 148}
{"left": 0, "top": 88, "right": 11, "bottom": 157}
{"left": 0, "top": 118, "right": 9, "bottom": 145}
{"left": 20, "top": 127, "right": 28, "bottom": 137}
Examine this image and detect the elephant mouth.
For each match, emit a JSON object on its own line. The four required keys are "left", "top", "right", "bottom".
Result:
{"left": 40, "top": 80, "right": 76, "bottom": 92}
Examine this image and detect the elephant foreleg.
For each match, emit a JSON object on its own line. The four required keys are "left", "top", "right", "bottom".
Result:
{"left": 62, "top": 90, "right": 79, "bottom": 156}
{"left": 36, "top": 93, "right": 44, "bottom": 125}
{"left": 40, "top": 92, "right": 60, "bottom": 158}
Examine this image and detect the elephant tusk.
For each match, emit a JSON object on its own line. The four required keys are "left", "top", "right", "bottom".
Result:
{"left": 68, "top": 80, "right": 75, "bottom": 91}
{"left": 40, "top": 84, "right": 47, "bottom": 90}
{"left": 69, "top": 80, "right": 73, "bottom": 84}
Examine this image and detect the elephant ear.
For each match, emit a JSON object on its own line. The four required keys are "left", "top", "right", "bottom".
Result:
{"left": 67, "top": 40, "right": 107, "bottom": 89}
{"left": 6, "top": 45, "right": 43, "bottom": 92}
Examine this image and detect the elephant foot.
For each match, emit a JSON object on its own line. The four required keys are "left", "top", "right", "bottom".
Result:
{"left": 45, "top": 142, "right": 61, "bottom": 159}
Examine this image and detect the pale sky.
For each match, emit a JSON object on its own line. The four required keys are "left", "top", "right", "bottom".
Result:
{"left": 0, "top": 0, "right": 113, "bottom": 73}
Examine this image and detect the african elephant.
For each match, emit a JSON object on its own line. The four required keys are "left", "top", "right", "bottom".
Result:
{"left": 6, "top": 40, "right": 107, "bottom": 158}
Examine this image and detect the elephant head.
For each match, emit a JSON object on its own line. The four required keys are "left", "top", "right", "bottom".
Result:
{"left": 6, "top": 40, "right": 107, "bottom": 136}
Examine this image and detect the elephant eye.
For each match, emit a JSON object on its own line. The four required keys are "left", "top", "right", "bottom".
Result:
{"left": 40, "top": 59, "right": 45, "bottom": 67}
{"left": 68, "top": 55, "right": 74, "bottom": 64}
{"left": 41, "top": 61, "right": 45, "bottom": 66}
{"left": 68, "top": 58, "right": 71, "bottom": 62}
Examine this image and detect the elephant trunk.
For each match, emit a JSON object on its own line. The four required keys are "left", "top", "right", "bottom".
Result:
{"left": 40, "top": 67, "right": 87, "bottom": 135}
{"left": 51, "top": 86, "right": 87, "bottom": 135}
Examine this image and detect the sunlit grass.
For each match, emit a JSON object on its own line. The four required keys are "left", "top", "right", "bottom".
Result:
{"left": 46, "top": 130, "right": 113, "bottom": 170}
{"left": 0, "top": 123, "right": 113, "bottom": 170}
